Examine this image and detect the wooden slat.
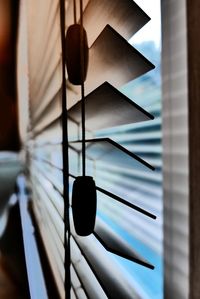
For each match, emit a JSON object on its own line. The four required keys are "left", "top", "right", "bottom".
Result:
{"left": 96, "top": 161, "right": 161, "bottom": 182}
{"left": 32, "top": 90, "right": 62, "bottom": 135}
{"left": 67, "top": 25, "right": 155, "bottom": 108}
{"left": 66, "top": 0, "right": 150, "bottom": 47}
{"left": 33, "top": 160, "right": 63, "bottom": 194}
{"left": 33, "top": 204, "right": 65, "bottom": 299}
{"left": 96, "top": 198, "right": 162, "bottom": 251}
{"left": 71, "top": 266, "right": 88, "bottom": 299}
{"left": 32, "top": 164, "right": 64, "bottom": 214}
{"left": 27, "top": 0, "right": 61, "bottom": 113}
{"left": 96, "top": 186, "right": 156, "bottom": 219}
{"left": 34, "top": 195, "right": 64, "bottom": 263}
{"left": 95, "top": 170, "right": 161, "bottom": 198}
{"left": 33, "top": 119, "right": 62, "bottom": 147}
{"left": 94, "top": 217, "right": 154, "bottom": 269}
{"left": 68, "top": 82, "right": 153, "bottom": 131}
{"left": 31, "top": 180, "right": 64, "bottom": 240}
{"left": 28, "top": 0, "right": 59, "bottom": 81}
{"left": 30, "top": 143, "right": 63, "bottom": 170}
{"left": 71, "top": 238, "right": 107, "bottom": 299}
{"left": 83, "top": 0, "right": 150, "bottom": 46}
{"left": 71, "top": 226, "right": 140, "bottom": 299}
{"left": 70, "top": 137, "right": 154, "bottom": 171}
{"left": 32, "top": 87, "right": 62, "bottom": 127}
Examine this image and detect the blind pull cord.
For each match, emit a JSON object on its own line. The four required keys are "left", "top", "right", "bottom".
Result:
{"left": 73, "top": 0, "right": 77, "bottom": 24}
{"left": 60, "top": 0, "right": 71, "bottom": 298}
{"left": 80, "top": 0, "right": 86, "bottom": 177}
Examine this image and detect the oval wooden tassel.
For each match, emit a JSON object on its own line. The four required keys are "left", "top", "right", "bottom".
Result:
{"left": 65, "top": 24, "right": 89, "bottom": 85}
{"left": 72, "top": 176, "right": 97, "bottom": 236}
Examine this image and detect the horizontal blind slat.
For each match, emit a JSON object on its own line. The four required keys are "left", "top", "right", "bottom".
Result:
{"left": 33, "top": 203, "right": 65, "bottom": 299}
{"left": 71, "top": 230, "right": 140, "bottom": 299}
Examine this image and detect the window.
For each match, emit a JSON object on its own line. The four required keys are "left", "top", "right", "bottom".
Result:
{"left": 17, "top": 0, "right": 163, "bottom": 298}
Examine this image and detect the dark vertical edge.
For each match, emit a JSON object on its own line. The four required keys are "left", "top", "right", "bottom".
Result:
{"left": 0, "top": 0, "right": 20, "bottom": 151}
{"left": 59, "top": 1, "right": 71, "bottom": 298}
{"left": 11, "top": 0, "right": 21, "bottom": 151}
{"left": 187, "top": 1, "right": 200, "bottom": 298}
{"left": 0, "top": 203, "right": 30, "bottom": 298}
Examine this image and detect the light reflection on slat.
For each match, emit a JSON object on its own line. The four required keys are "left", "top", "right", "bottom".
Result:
{"left": 30, "top": 0, "right": 59, "bottom": 84}
{"left": 30, "top": 144, "right": 63, "bottom": 169}
{"left": 70, "top": 238, "right": 108, "bottom": 299}
{"left": 31, "top": 175, "right": 64, "bottom": 241}
{"left": 94, "top": 217, "right": 154, "bottom": 269}
{"left": 97, "top": 188, "right": 161, "bottom": 217}
{"left": 31, "top": 165, "right": 64, "bottom": 216}
{"left": 70, "top": 231, "right": 140, "bottom": 299}
{"left": 97, "top": 194, "right": 162, "bottom": 239}
{"left": 29, "top": 0, "right": 61, "bottom": 114}
{"left": 82, "top": 0, "right": 150, "bottom": 46}
{"left": 95, "top": 162, "right": 162, "bottom": 182}
{"left": 94, "top": 170, "right": 161, "bottom": 196}
{"left": 32, "top": 160, "right": 63, "bottom": 195}
{"left": 71, "top": 287, "right": 77, "bottom": 299}
{"left": 71, "top": 266, "right": 88, "bottom": 299}
{"left": 97, "top": 117, "right": 161, "bottom": 135}
{"left": 33, "top": 192, "right": 64, "bottom": 262}
{"left": 33, "top": 34, "right": 61, "bottom": 107}
{"left": 33, "top": 89, "right": 62, "bottom": 131}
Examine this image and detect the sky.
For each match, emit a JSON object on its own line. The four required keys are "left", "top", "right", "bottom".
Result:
{"left": 129, "top": 0, "right": 161, "bottom": 48}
